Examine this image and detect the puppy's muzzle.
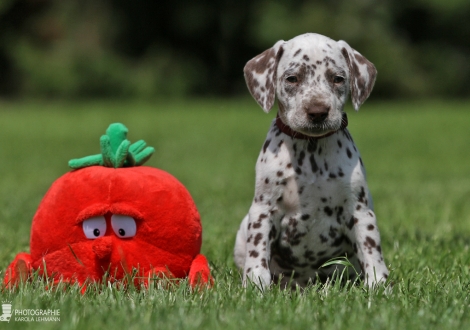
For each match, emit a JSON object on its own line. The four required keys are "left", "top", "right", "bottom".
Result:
{"left": 305, "top": 102, "right": 330, "bottom": 123}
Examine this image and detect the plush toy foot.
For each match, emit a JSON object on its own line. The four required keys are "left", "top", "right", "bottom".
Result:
{"left": 140, "top": 267, "right": 176, "bottom": 288}
{"left": 3, "top": 253, "right": 32, "bottom": 288}
{"left": 188, "top": 254, "right": 213, "bottom": 288}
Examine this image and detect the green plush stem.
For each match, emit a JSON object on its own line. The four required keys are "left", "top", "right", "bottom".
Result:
{"left": 100, "top": 135, "right": 114, "bottom": 167}
{"left": 114, "top": 139, "right": 131, "bottom": 168}
{"left": 127, "top": 140, "right": 155, "bottom": 166}
{"left": 68, "top": 154, "right": 103, "bottom": 169}
{"left": 107, "top": 123, "right": 128, "bottom": 154}
{"left": 68, "top": 123, "right": 154, "bottom": 169}
{"left": 129, "top": 140, "right": 146, "bottom": 154}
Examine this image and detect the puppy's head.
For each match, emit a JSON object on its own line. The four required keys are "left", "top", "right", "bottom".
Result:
{"left": 244, "top": 33, "right": 377, "bottom": 137}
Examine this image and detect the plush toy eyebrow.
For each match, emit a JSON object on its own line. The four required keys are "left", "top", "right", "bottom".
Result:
{"left": 74, "top": 205, "right": 145, "bottom": 225}
{"left": 68, "top": 123, "right": 155, "bottom": 169}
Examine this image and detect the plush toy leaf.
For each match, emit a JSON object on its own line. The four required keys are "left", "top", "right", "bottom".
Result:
{"left": 128, "top": 140, "right": 154, "bottom": 166}
{"left": 68, "top": 123, "right": 155, "bottom": 169}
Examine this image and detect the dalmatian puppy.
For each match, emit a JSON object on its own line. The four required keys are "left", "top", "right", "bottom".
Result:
{"left": 234, "top": 33, "right": 389, "bottom": 289}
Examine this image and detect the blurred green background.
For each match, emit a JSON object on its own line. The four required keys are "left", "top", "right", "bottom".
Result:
{"left": 0, "top": 0, "right": 469, "bottom": 100}
{"left": 1, "top": 3, "right": 470, "bottom": 328}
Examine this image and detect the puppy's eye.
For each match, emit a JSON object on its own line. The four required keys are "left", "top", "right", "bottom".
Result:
{"left": 286, "top": 76, "right": 298, "bottom": 83}
{"left": 333, "top": 76, "right": 345, "bottom": 84}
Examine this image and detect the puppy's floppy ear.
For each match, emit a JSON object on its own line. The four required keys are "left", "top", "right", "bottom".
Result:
{"left": 337, "top": 40, "right": 377, "bottom": 111}
{"left": 244, "top": 40, "right": 285, "bottom": 113}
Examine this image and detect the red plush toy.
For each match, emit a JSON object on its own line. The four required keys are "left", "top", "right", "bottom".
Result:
{"left": 3, "top": 123, "right": 212, "bottom": 290}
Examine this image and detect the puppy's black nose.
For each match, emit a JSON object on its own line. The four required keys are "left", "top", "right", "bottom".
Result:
{"left": 306, "top": 104, "right": 330, "bottom": 123}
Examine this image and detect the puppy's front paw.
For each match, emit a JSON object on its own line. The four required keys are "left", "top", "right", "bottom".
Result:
{"left": 364, "top": 269, "right": 390, "bottom": 289}
{"left": 244, "top": 267, "right": 271, "bottom": 290}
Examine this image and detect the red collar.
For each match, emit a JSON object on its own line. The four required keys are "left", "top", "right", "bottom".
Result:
{"left": 275, "top": 113, "right": 348, "bottom": 140}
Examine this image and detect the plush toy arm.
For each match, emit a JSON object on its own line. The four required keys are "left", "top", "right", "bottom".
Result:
{"left": 3, "top": 252, "right": 32, "bottom": 287}
{"left": 188, "top": 254, "right": 213, "bottom": 288}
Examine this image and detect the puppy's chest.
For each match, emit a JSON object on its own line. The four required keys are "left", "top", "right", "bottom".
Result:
{"left": 263, "top": 133, "right": 359, "bottom": 267}
{"left": 272, "top": 134, "right": 358, "bottom": 212}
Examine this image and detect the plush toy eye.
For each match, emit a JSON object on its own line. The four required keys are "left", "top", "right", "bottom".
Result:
{"left": 111, "top": 215, "right": 137, "bottom": 238}
{"left": 82, "top": 216, "right": 107, "bottom": 239}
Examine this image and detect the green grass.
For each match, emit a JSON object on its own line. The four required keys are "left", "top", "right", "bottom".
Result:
{"left": 0, "top": 98, "right": 470, "bottom": 329}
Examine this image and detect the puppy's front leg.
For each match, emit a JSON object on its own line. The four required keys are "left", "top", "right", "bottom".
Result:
{"left": 242, "top": 156, "right": 286, "bottom": 288}
{"left": 346, "top": 187, "right": 389, "bottom": 287}
{"left": 242, "top": 203, "right": 276, "bottom": 288}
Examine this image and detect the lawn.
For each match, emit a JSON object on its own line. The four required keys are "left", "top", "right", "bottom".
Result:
{"left": 0, "top": 98, "right": 469, "bottom": 329}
